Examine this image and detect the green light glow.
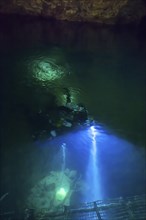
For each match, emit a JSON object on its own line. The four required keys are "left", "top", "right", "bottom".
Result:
{"left": 32, "top": 59, "right": 64, "bottom": 81}
{"left": 56, "top": 187, "right": 67, "bottom": 201}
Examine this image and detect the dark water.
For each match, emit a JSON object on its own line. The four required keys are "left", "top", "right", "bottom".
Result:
{"left": 0, "top": 15, "right": 146, "bottom": 211}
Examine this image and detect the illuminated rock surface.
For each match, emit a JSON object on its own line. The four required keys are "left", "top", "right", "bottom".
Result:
{"left": 0, "top": 0, "right": 146, "bottom": 25}
{"left": 27, "top": 169, "right": 85, "bottom": 212}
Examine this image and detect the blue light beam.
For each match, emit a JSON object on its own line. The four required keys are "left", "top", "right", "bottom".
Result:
{"left": 86, "top": 126, "right": 102, "bottom": 201}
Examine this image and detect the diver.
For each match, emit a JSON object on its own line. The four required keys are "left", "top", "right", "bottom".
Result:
{"left": 63, "top": 87, "right": 72, "bottom": 106}
{"left": 73, "top": 103, "right": 88, "bottom": 123}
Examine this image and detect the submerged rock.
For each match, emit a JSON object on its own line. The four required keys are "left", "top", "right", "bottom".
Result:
{"left": 0, "top": 0, "right": 146, "bottom": 25}
{"left": 30, "top": 102, "right": 90, "bottom": 140}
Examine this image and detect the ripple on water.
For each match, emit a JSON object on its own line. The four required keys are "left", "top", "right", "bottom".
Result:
{"left": 17, "top": 48, "right": 83, "bottom": 106}
{"left": 26, "top": 56, "right": 66, "bottom": 86}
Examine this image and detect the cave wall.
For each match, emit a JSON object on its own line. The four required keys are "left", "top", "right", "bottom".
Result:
{"left": 0, "top": 0, "right": 146, "bottom": 25}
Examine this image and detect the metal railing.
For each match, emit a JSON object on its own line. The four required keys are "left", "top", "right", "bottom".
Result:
{"left": 0, "top": 194, "right": 146, "bottom": 220}
{"left": 34, "top": 194, "right": 146, "bottom": 220}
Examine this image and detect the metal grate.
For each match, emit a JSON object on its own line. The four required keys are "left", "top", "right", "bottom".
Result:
{"left": 38, "top": 194, "right": 146, "bottom": 220}
{"left": 0, "top": 195, "right": 146, "bottom": 219}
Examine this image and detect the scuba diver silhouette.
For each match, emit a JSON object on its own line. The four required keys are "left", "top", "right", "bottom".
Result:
{"left": 63, "top": 87, "right": 72, "bottom": 105}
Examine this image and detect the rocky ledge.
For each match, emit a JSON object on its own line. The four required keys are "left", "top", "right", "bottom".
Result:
{"left": 0, "top": 0, "right": 146, "bottom": 25}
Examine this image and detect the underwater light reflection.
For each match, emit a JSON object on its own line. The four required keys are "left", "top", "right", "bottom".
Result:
{"left": 30, "top": 57, "right": 66, "bottom": 81}
{"left": 90, "top": 125, "right": 102, "bottom": 137}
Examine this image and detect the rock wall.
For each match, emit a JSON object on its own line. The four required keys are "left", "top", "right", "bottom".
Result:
{"left": 0, "top": 0, "right": 146, "bottom": 25}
